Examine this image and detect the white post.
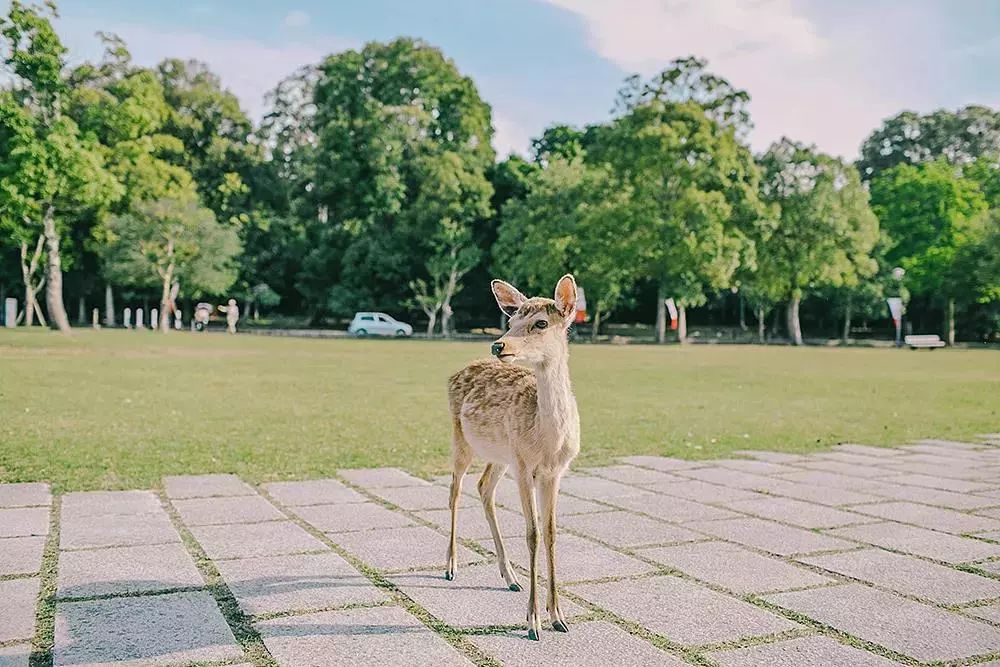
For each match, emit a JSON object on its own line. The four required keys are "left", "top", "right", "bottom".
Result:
{"left": 136, "top": 308, "right": 144, "bottom": 329}
{"left": 92, "top": 308, "right": 100, "bottom": 329}
{"left": 151, "top": 308, "right": 159, "bottom": 331}
{"left": 123, "top": 307, "right": 132, "bottom": 329}
{"left": 174, "top": 310, "right": 183, "bottom": 330}
{"left": 4, "top": 298, "right": 16, "bottom": 328}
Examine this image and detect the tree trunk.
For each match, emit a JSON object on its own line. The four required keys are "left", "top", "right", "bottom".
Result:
{"left": 739, "top": 293, "right": 747, "bottom": 330}
{"left": 590, "top": 309, "right": 602, "bottom": 341}
{"left": 104, "top": 285, "right": 115, "bottom": 327}
{"left": 425, "top": 311, "right": 437, "bottom": 338}
{"left": 842, "top": 297, "right": 852, "bottom": 344}
{"left": 23, "top": 283, "right": 34, "bottom": 326}
{"left": 159, "top": 270, "right": 173, "bottom": 333}
{"left": 677, "top": 305, "right": 688, "bottom": 343}
{"left": 771, "top": 307, "right": 781, "bottom": 339}
{"left": 77, "top": 296, "right": 86, "bottom": 325}
{"left": 42, "top": 207, "right": 71, "bottom": 332}
{"left": 786, "top": 296, "right": 803, "bottom": 346}
{"left": 946, "top": 297, "right": 955, "bottom": 345}
{"left": 757, "top": 306, "right": 765, "bottom": 343}
{"left": 20, "top": 236, "right": 46, "bottom": 327}
{"left": 655, "top": 285, "right": 667, "bottom": 344}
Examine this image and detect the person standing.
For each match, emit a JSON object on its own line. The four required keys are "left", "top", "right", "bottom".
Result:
{"left": 217, "top": 299, "right": 240, "bottom": 334}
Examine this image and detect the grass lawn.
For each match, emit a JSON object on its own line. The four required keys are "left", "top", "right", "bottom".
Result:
{"left": 0, "top": 329, "right": 997, "bottom": 492}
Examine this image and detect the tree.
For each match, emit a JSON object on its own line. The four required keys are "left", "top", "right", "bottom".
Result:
{"left": 869, "top": 159, "right": 988, "bottom": 343}
{"left": 0, "top": 1, "right": 121, "bottom": 331}
{"left": 757, "top": 139, "right": 880, "bottom": 345}
{"left": 100, "top": 197, "right": 239, "bottom": 331}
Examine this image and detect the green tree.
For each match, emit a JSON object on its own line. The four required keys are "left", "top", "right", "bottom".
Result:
{"left": 757, "top": 139, "right": 880, "bottom": 345}
{"left": 100, "top": 197, "right": 239, "bottom": 331}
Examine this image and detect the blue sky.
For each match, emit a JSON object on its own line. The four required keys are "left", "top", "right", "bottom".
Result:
{"left": 37, "top": 0, "right": 1000, "bottom": 158}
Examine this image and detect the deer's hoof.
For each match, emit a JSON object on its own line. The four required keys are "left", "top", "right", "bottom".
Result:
{"left": 527, "top": 628, "right": 540, "bottom": 641}
{"left": 508, "top": 582, "right": 522, "bottom": 592}
{"left": 553, "top": 620, "right": 569, "bottom": 633}
{"left": 444, "top": 571, "right": 454, "bottom": 581}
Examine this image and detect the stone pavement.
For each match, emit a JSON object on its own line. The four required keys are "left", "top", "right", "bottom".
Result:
{"left": 4, "top": 435, "right": 1000, "bottom": 666}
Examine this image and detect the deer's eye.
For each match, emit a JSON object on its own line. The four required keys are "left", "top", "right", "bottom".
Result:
{"left": 534, "top": 320, "right": 548, "bottom": 330}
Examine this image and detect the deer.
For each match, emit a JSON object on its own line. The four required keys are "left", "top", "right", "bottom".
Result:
{"left": 446, "top": 274, "right": 581, "bottom": 641}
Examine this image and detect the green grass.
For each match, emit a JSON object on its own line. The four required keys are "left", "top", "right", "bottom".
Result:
{"left": 0, "top": 329, "right": 997, "bottom": 492}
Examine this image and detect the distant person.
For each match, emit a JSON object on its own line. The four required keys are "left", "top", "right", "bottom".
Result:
{"left": 193, "top": 303, "right": 212, "bottom": 332}
{"left": 218, "top": 299, "right": 239, "bottom": 334}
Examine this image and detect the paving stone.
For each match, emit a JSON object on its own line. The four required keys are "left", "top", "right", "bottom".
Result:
{"left": 716, "top": 459, "right": 803, "bottom": 475}
{"left": 977, "top": 507, "right": 1000, "bottom": 520}
{"left": 642, "top": 541, "right": 833, "bottom": 594}
{"left": 293, "top": 502, "right": 415, "bottom": 533}
{"left": 642, "top": 479, "right": 764, "bottom": 504}
{"left": 338, "top": 467, "right": 431, "bottom": 488}
{"left": 886, "top": 460, "right": 986, "bottom": 481}
{"left": 764, "top": 583, "right": 1000, "bottom": 662}
{"left": 571, "top": 575, "right": 797, "bottom": 646}
{"left": 389, "top": 563, "right": 585, "bottom": 627}
{"left": 559, "top": 475, "right": 647, "bottom": 500}
{"left": 0, "top": 578, "right": 39, "bottom": 643}
{"left": 554, "top": 494, "right": 610, "bottom": 515}
{"left": 560, "top": 510, "right": 703, "bottom": 547}
{"left": 172, "top": 495, "right": 285, "bottom": 526}
{"left": 468, "top": 620, "right": 686, "bottom": 666}
{"left": 61, "top": 491, "right": 161, "bottom": 518}
{"left": 215, "top": 551, "right": 388, "bottom": 616}
{"left": 966, "top": 603, "right": 1000, "bottom": 624}
{"left": 0, "top": 483, "right": 50, "bottom": 508}
{"left": 585, "top": 465, "right": 682, "bottom": 485}
{"left": 686, "top": 517, "right": 855, "bottom": 556}
{"left": 710, "top": 635, "right": 901, "bottom": 667}
{"left": 834, "top": 443, "right": 906, "bottom": 457}
{"left": 0, "top": 507, "right": 49, "bottom": 537}
{"left": 264, "top": 479, "right": 367, "bottom": 506}
{"left": 797, "top": 460, "right": 894, "bottom": 479}
{"left": 830, "top": 522, "right": 1000, "bottom": 564}
{"left": 478, "top": 533, "right": 654, "bottom": 583}
{"left": 164, "top": 473, "right": 254, "bottom": 499}
{"left": 799, "top": 548, "right": 1000, "bottom": 604}
{"left": 0, "top": 535, "right": 45, "bottom": 575}
{"left": 732, "top": 450, "right": 810, "bottom": 463}
{"left": 675, "top": 466, "right": 776, "bottom": 490}
{"left": 56, "top": 543, "right": 203, "bottom": 598}
{"left": 0, "top": 644, "right": 30, "bottom": 667}
{"left": 878, "top": 472, "right": 995, "bottom": 493}
{"left": 333, "top": 524, "right": 479, "bottom": 571}
{"left": 256, "top": 604, "right": 471, "bottom": 666}
{"left": 813, "top": 451, "right": 901, "bottom": 467}
{"left": 607, "top": 490, "right": 739, "bottom": 522}
{"left": 415, "top": 505, "right": 524, "bottom": 541}
{"left": 760, "top": 479, "right": 883, "bottom": 506}
{"left": 472, "top": 477, "right": 609, "bottom": 515}
{"left": 849, "top": 501, "right": 1000, "bottom": 535}
{"left": 53, "top": 591, "right": 242, "bottom": 666}
{"left": 776, "top": 470, "right": 888, "bottom": 496}
{"left": 724, "top": 496, "right": 872, "bottom": 529}
{"left": 877, "top": 483, "right": 1000, "bottom": 510}
{"left": 620, "top": 455, "right": 705, "bottom": 472}
{"left": 60, "top": 512, "right": 179, "bottom": 550}
{"left": 371, "top": 484, "right": 474, "bottom": 511}
{"left": 189, "top": 521, "right": 326, "bottom": 560}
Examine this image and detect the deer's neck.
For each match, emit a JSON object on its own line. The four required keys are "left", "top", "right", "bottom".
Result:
{"left": 534, "top": 347, "right": 575, "bottom": 438}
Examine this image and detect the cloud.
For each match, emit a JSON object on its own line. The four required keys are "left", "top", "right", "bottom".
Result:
{"left": 492, "top": 112, "right": 536, "bottom": 158}
{"left": 283, "top": 10, "right": 311, "bottom": 28}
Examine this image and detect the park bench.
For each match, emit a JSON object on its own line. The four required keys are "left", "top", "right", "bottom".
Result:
{"left": 904, "top": 334, "right": 946, "bottom": 349}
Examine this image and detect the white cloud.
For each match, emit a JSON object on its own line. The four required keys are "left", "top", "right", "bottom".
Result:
{"left": 283, "top": 10, "right": 311, "bottom": 29}
{"left": 492, "top": 112, "right": 535, "bottom": 158}
{"left": 542, "top": 0, "right": 920, "bottom": 159}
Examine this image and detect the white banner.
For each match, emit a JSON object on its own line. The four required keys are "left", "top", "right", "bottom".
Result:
{"left": 665, "top": 297, "right": 678, "bottom": 330}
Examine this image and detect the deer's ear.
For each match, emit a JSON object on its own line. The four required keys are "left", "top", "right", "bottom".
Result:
{"left": 491, "top": 279, "right": 527, "bottom": 316}
{"left": 554, "top": 274, "right": 577, "bottom": 319}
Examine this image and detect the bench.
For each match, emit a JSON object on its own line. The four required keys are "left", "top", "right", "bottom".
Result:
{"left": 904, "top": 334, "right": 946, "bottom": 349}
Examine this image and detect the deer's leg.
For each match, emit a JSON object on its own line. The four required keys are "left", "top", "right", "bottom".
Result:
{"left": 538, "top": 474, "right": 567, "bottom": 632}
{"left": 478, "top": 463, "right": 520, "bottom": 591}
{"left": 446, "top": 421, "right": 473, "bottom": 581}
{"left": 515, "top": 466, "right": 542, "bottom": 641}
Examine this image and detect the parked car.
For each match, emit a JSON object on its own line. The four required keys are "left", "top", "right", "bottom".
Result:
{"left": 348, "top": 312, "right": 413, "bottom": 337}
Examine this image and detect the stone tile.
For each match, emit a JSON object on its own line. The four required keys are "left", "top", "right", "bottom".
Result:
{"left": 586, "top": 465, "right": 681, "bottom": 485}
{"left": 686, "top": 517, "right": 855, "bottom": 556}
{"left": 834, "top": 443, "right": 906, "bottom": 457}
{"left": 0, "top": 536, "right": 45, "bottom": 576}
{"left": 761, "top": 479, "right": 883, "bottom": 506}
{"left": 478, "top": 533, "right": 654, "bottom": 583}
{"left": 776, "top": 470, "right": 888, "bottom": 496}
{"left": 0, "top": 483, "right": 50, "bottom": 508}
{"left": 338, "top": 468, "right": 431, "bottom": 488}
{"left": 559, "top": 476, "right": 647, "bottom": 500}
{"left": 675, "top": 466, "right": 775, "bottom": 490}
{"left": 967, "top": 603, "right": 1000, "bottom": 624}
{"left": 257, "top": 605, "right": 471, "bottom": 666}
{"left": 189, "top": 521, "right": 327, "bottom": 560}
{"left": 371, "top": 485, "right": 473, "bottom": 511}
{"left": 172, "top": 495, "right": 285, "bottom": 526}
{"left": 799, "top": 548, "right": 1000, "bottom": 604}
{"left": 560, "top": 510, "right": 703, "bottom": 547}
{"left": 814, "top": 451, "right": 900, "bottom": 467}
{"left": 643, "top": 479, "right": 764, "bottom": 504}
{"left": 886, "top": 460, "right": 986, "bottom": 481}
{"left": 0, "top": 644, "right": 30, "bottom": 667}
{"left": 0, "top": 578, "right": 39, "bottom": 643}
{"left": 607, "top": 491, "right": 738, "bottom": 522}
{"left": 724, "top": 496, "right": 872, "bottom": 529}
{"left": 61, "top": 491, "right": 161, "bottom": 518}
{"left": 56, "top": 544, "right": 203, "bottom": 598}
{"left": 620, "top": 455, "right": 704, "bottom": 472}
{"left": 164, "top": 473, "right": 254, "bottom": 499}
{"left": 215, "top": 551, "right": 388, "bottom": 616}
{"left": 264, "top": 479, "right": 367, "bottom": 506}
{"left": 0, "top": 507, "right": 49, "bottom": 537}
{"left": 882, "top": 473, "right": 995, "bottom": 493}
{"left": 389, "top": 564, "right": 585, "bottom": 628}
{"left": 797, "top": 460, "right": 891, "bottom": 479}
{"left": 716, "top": 459, "right": 803, "bottom": 475}
{"left": 571, "top": 575, "right": 797, "bottom": 646}
{"left": 53, "top": 591, "right": 242, "bottom": 666}
{"left": 468, "top": 620, "right": 686, "bottom": 666}
{"left": 60, "top": 512, "right": 179, "bottom": 550}
{"left": 415, "top": 505, "right": 524, "bottom": 541}
{"left": 642, "top": 541, "right": 833, "bottom": 594}
{"left": 878, "top": 483, "right": 999, "bottom": 510}
{"left": 732, "top": 450, "right": 810, "bottom": 463}
{"left": 830, "top": 522, "right": 1000, "bottom": 564}
{"left": 850, "top": 501, "right": 1000, "bottom": 535}
{"left": 555, "top": 494, "right": 610, "bottom": 515}
{"left": 293, "top": 502, "right": 415, "bottom": 533}
{"left": 764, "top": 583, "right": 1000, "bottom": 662}
{"left": 333, "top": 524, "right": 479, "bottom": 571}
{"left": 710, "top": 635, "right": 901, "bottom": 667}
{"left": 977, "top": 507, "right": 1000, "bottom": 520}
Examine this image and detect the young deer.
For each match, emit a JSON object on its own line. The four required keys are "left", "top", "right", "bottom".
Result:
{"left": 446, "top": 274, "right": 580, "bottom": 641}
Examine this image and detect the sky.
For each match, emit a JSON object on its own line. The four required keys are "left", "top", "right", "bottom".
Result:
{"left": 23, "top": 0, "right": 1000, "bottom": 159}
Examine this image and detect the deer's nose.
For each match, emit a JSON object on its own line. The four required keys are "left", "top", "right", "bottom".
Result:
{"left": 491, "top": 341, "right": 505, "bottom": 357}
